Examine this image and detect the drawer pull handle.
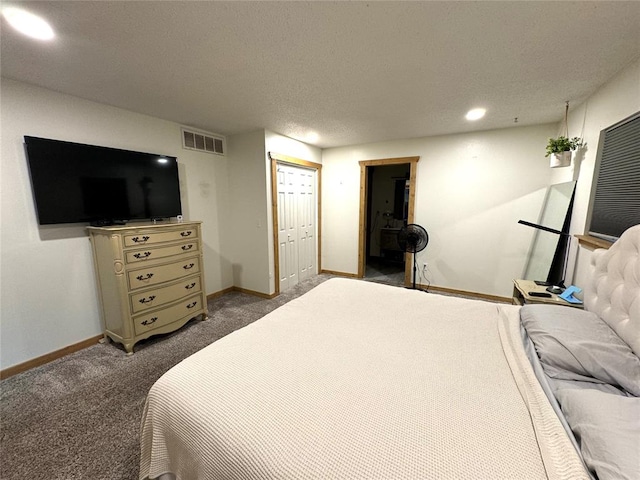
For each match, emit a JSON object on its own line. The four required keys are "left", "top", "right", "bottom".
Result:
{"left": 133, "top": 251, "right": 152, "bottom": 259}
{"left": 181, "top": 244, "right": 193, "bottom": 251}
{"left": 131, "top": 236, "right": 150, "bottom": 243}
{"left": 183, "top": 263, "right": 195, "bottom": 270}
{"left": 139, "top": 295, "right": 156, "bottom": 304}
{"left": 141, "top": 317, "right": 158, "bottom": 326}
{"left": 136, "top": 273, "right": 154, "bottom": 281}
{"left": 186, "top": 301, "right": 198, "bottom": 309}
{"left": 185, "top": 282, "right": 196, "bottom": 290}
{"left": 180, "top": 231, "right": 192, "bottom": 237}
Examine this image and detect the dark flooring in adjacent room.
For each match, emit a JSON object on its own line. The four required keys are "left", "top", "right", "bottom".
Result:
{"left": 365, "top": 257, "right": 406, "bottom": 286}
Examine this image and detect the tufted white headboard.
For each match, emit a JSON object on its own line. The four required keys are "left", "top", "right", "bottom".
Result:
{"left": 585, "top": 224, "right": 640, "bottom": 356}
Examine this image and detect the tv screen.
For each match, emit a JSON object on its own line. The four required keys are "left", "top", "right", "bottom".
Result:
{"left": 24, "top": 136, "right": 182, "bottom": 225}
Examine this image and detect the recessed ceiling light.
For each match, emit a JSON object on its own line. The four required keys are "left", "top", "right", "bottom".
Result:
{"left": 2, "top": 6, "right": 55, "bottom": 41}
{"left": 465, "top": 108, "right": 486, "bottom": 121}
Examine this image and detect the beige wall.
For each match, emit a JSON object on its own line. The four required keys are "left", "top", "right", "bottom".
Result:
{"left": 1, "top": 58, "right": 637, "bottom": 369}
{"left": 225, "top": 130, "right": 270, "bottom": 294}
{"left": 321, "top": 125, "right": 558, "bottom": 297}
{"left": 319, "top": 59, "right": 640, "bottom": 298}
{"left": 223, "top": 129, "right": 322, "bottom": 296}
{"left": 0, "top": 79, "right": 232, "bottom": 369}
{"left": 549, "top": 59, "right": 640, "bottom": 290}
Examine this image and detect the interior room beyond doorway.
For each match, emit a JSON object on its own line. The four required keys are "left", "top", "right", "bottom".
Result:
{"left": 365, "top": 163, "right": 411, "bottom": 286}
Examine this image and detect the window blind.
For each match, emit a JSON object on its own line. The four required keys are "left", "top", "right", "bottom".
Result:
{"left": 588, "top": 111, "right": 640, "bottom": 241}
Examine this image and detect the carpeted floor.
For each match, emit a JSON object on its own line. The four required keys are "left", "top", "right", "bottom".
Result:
{"left": 0, "top": 272, "right": 484, "bottom": 480}
{"left": 0, "top": 274, "right": 333, "bottom": 480}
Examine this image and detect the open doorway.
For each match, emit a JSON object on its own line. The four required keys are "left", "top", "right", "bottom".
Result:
{"left": 358, "top": 157, "right": 420, "bottom": 286}
{"left": 365, "top": 164, "right": 410, "bottom": 285}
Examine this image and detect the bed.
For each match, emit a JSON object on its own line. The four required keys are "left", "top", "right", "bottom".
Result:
{"left": 139, "top": 225, "right": 639, "bottom": 480}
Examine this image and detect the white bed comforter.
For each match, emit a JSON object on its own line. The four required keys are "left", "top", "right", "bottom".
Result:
{"left": 139, "top": 278, "right": 588, "bottom": 479}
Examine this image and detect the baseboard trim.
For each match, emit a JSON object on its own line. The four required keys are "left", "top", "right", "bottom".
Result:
{"left": 2, "top": 280, "right": 508, "bottom": 380}
{"left": 208, "top": 286, "right": 278, "bottom": 300}
{"left": 231, "top": 286, "right": 278, "bottom": 299}
{"left": 1, "top": 334, "right": 103, "bottom": 381}
{"left": 423, "top": 284, "right": 511, "bottom": 303}
{"left": 320, "top": 269, "right": 359, "bottom": 278}
{"left": 206, "top": 286, "right": 235, "bottom": 301}
{"left": 3, "top": 286, "right": 273, "bottom": 379}
{"left": 321, "top": 271, "right": 510, "bottom": 303}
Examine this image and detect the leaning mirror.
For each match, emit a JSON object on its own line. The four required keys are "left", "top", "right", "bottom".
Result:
{"left": 521, "top": 180, "right": 576, "bottom": 284}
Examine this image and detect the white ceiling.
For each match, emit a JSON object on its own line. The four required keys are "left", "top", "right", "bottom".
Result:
{"left": 2, "top": 1, "right": 639, "bottom": 148}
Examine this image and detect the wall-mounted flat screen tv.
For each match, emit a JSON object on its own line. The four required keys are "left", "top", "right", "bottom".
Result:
{"left": 24, "top": 136, "right": 182, "bottom": 226}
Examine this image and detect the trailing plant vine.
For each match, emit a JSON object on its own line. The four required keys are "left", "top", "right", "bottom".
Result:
{"left": 545, "top": 136, "right": 583, "bottom": 157}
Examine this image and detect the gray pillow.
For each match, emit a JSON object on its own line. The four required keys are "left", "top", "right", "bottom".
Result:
{"left": 556, "top": 388, "right": 640, "bottom": 480}
{"left": 521, "top": 304, "right": 640, "bottom": 396}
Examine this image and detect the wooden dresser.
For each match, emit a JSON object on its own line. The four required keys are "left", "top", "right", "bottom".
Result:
{"left": 87, "top": 221, "right": 208, "bottom": 354}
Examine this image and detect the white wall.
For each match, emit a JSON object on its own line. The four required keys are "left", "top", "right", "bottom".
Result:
{"left": 225, "top": 130, "right": 270, "bottom": 294}
{"left": 225, "top": 129, "right": 321, "bottom": 295}
{"left": 321, "top": 125, "right": 558, "bottom": 297}
{"left": 265, "top": 130, "right": 322, "bottom": 167}
{"left": 3, "top": 59, "right": 636, "bottom": 369}
{"left": 0, "top": 79, "right": 232, "bottom": 369}
{"left": 320, "top": 58, "right": 640, "bottom": 298}
{"left": 548, "top": 58, "right": 640, "bottom": 290}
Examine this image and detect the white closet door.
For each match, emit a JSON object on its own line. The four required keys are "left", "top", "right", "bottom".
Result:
{"left": 297, "top": 168, "right": 315, "bottom": 282}
{"left": 276, "top": 163, "right": 317, "bottom": 292}
{"left": 277, "top": 165, "right": 298, "bottom": 291}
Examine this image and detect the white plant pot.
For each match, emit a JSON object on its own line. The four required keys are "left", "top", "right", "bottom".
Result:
{"left": 550, "top": 150, "right": 572, "bottom": 168}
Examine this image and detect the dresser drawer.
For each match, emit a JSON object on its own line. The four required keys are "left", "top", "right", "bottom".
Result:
{"left": 123, "top": 227, "right": 199, "bottom": 247}
{"left": 89, "top": 221, "right": 206, "bottom": 354}
{"left": 128, "top": 257, "right": 200, "bottom": 290}
{"left": 133, "top": 293, "right": 205, "bottom": 336}
{"left": 130, "top": 275, "right": 202, "bottom": 313}
{"left": 126, "top": 240, "right": 199, "bottom": 264}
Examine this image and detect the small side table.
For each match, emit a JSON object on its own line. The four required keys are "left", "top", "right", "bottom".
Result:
{"left": 380, "top": 228, "right": 403, "bottom": 262}
{"left": 512, "top": 279, "right": 583, "bottom": 309}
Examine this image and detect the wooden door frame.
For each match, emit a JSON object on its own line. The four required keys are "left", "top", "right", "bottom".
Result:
{"left": 358, "top": 156, "right": 420, "bottom": 285}
{"left": 269, "top": 152, "right": 322, "bottom": 296}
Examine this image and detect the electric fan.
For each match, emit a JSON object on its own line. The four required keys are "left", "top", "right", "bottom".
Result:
{"left": 397, "top": 224, "right": 429, "bottom": 289}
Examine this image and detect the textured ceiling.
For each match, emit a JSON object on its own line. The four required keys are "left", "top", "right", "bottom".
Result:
{"left": 2, "top": 1, "right": 639, "bottom": 148}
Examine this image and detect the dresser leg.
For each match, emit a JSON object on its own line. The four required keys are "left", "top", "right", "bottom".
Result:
{"left": 123, "top": 342, "right": 135, "bottom": 355}
{"left": 99, "top": 334, "right": 111, "bottom": 344}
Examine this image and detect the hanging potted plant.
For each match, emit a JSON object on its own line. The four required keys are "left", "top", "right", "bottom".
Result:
{"left": 545, "top": 101, "right": 583, "bottom": 168}
{"left": 545, "top": 136, "right": 583, "bottom": 168}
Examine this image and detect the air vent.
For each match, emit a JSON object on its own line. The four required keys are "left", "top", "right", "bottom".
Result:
{"left": 181, "top": 127, "right": 226, "bottom": 156}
